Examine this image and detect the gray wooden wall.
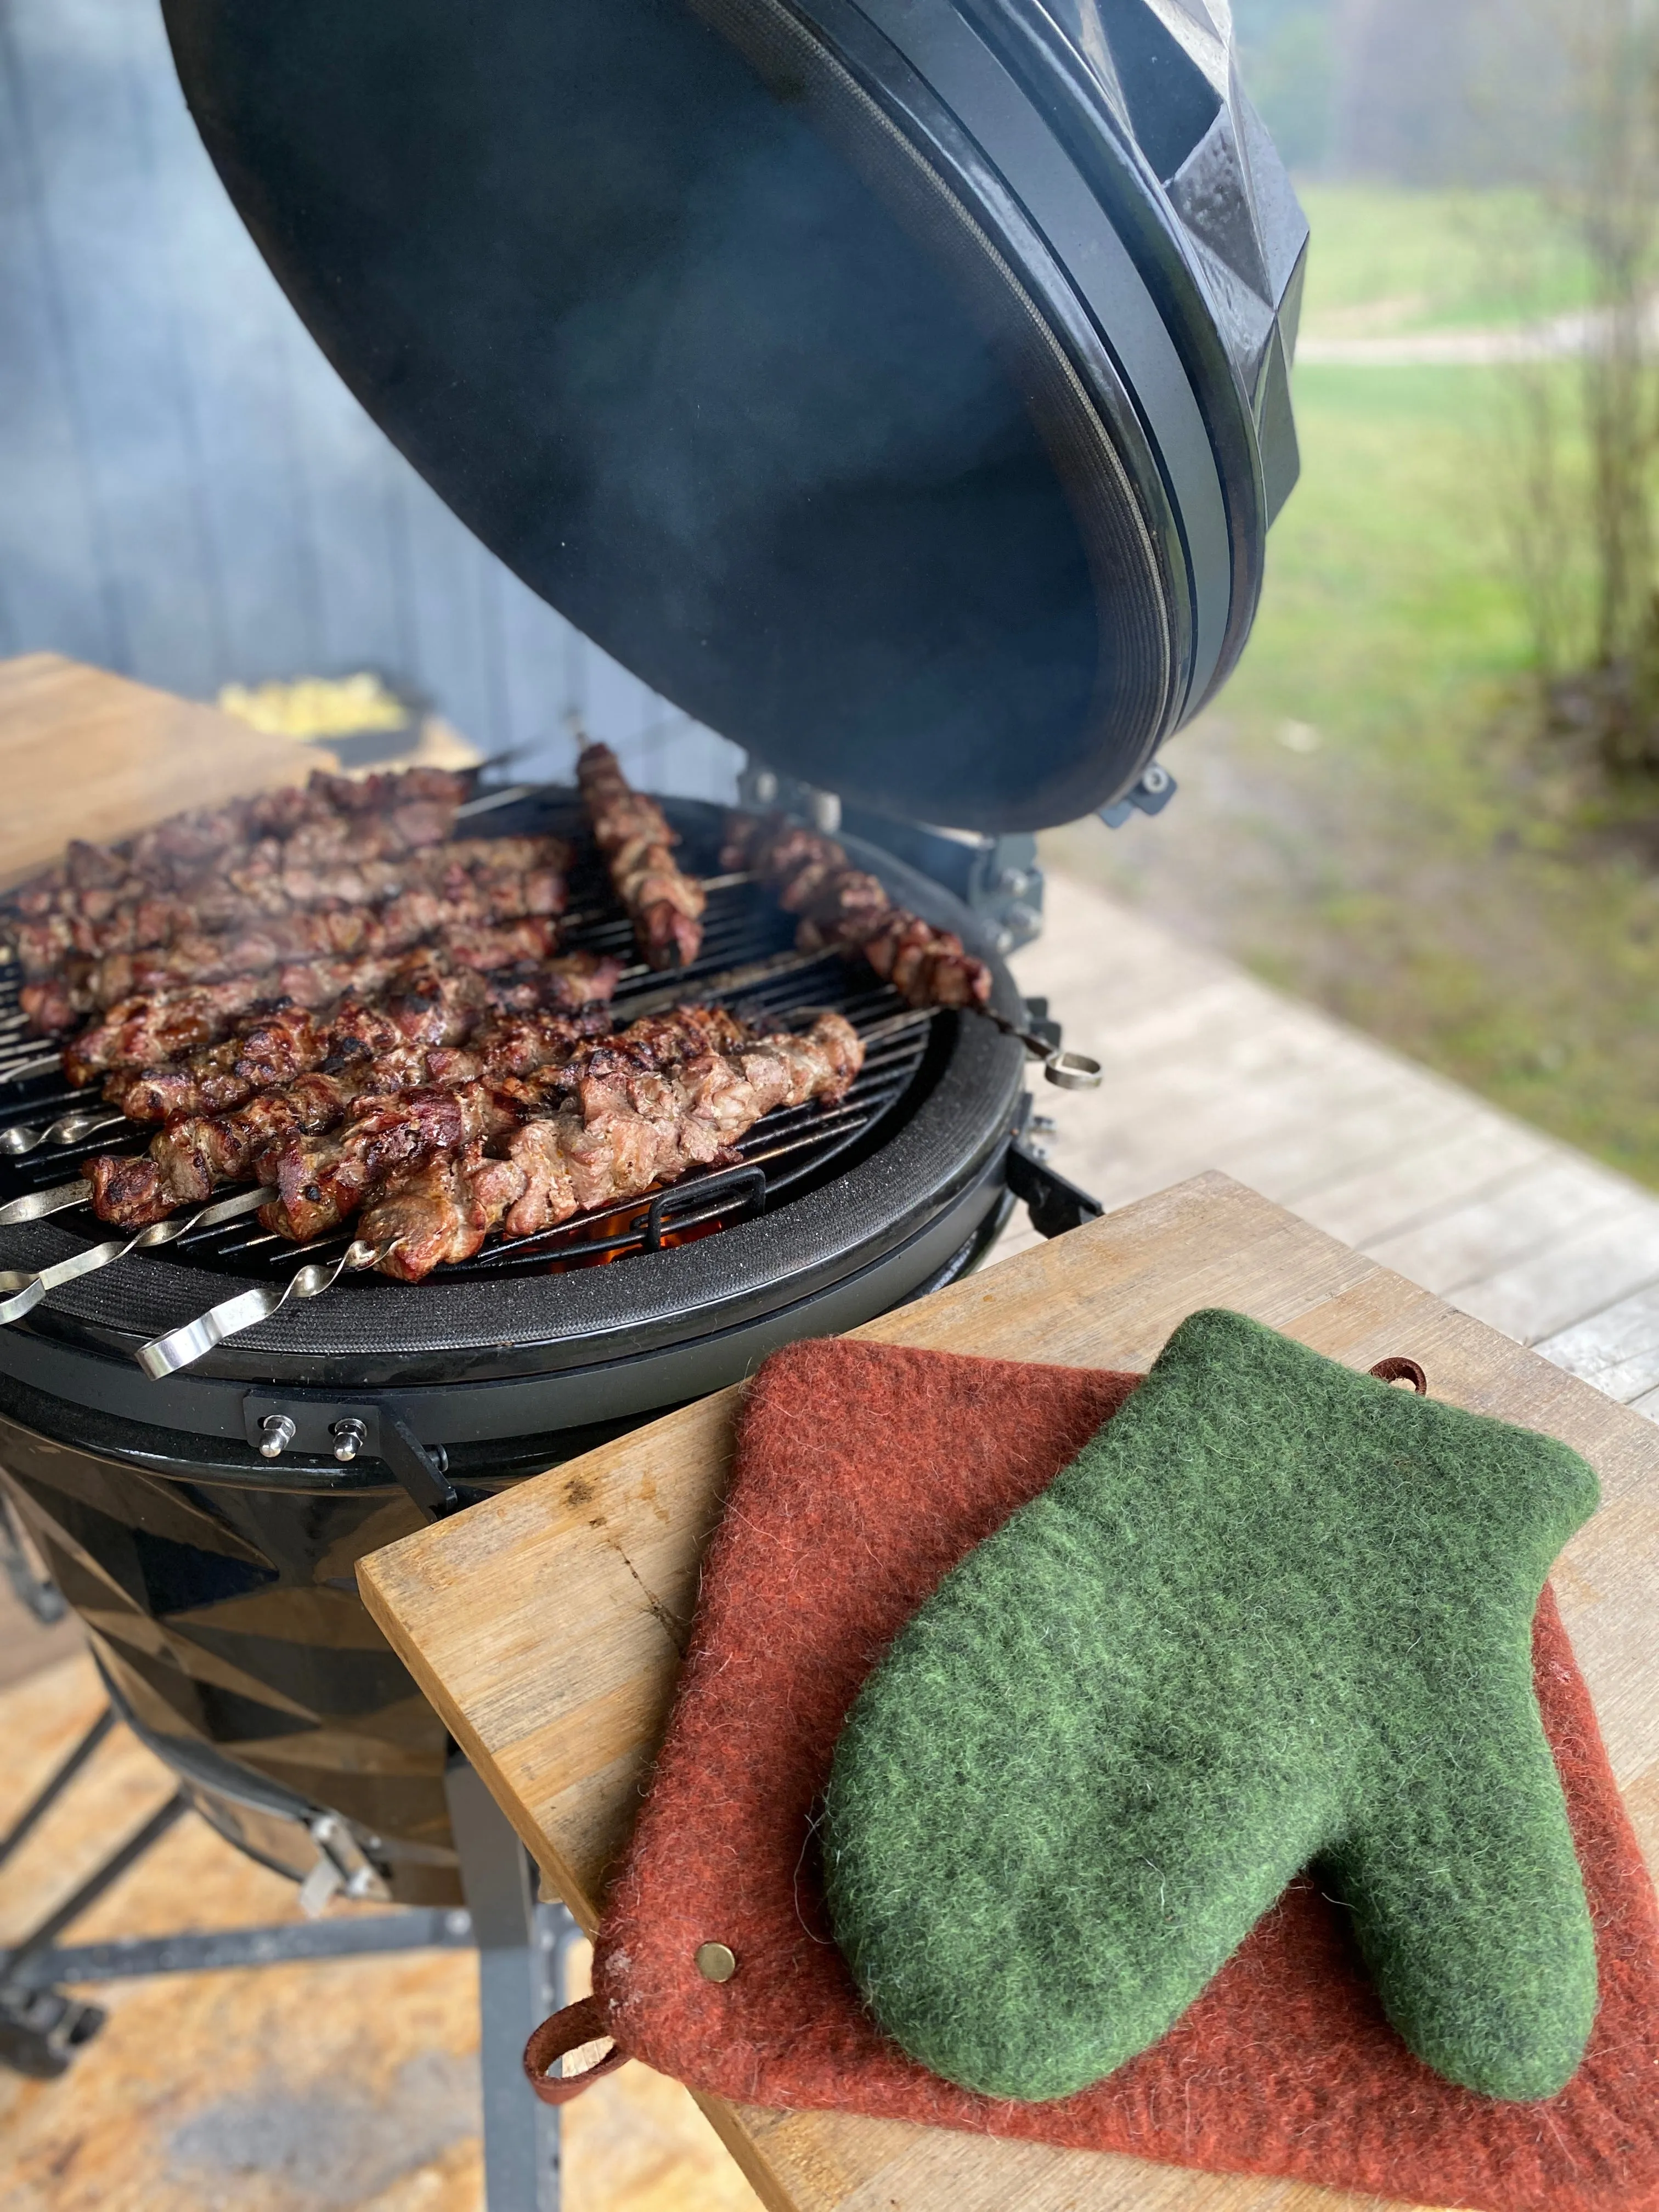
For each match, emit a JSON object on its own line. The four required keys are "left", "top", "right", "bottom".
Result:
{"left": 0, "top": 0, "right": 743, "bottom": 801}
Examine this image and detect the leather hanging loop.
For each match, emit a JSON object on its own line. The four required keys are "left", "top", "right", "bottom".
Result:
{"left": 1370, "top": 1356, "right": 1428, "bottom": 1396}
{"left": 523, "top": 1996, "right": 628, "bottom": 2106}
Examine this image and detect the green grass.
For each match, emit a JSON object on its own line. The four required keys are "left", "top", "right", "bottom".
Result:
{"left": 1295, "top": 184, "right": 1589, "bottom": 335}
{"left": 1047, "top": 190, "right": 1659, "bottom": 1187}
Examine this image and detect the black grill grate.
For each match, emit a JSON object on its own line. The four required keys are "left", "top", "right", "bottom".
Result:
{"left": 0, "top": 789, "right": 938, "bottom": 1290}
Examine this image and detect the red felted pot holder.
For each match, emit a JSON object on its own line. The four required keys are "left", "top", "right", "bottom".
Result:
{"left": 544, "top": 1338, "right": 1659, "bottom": 2212}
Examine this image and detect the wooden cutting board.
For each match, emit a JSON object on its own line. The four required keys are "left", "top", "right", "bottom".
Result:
{"left": 0, "top": 653, "right": 335, "bottom": 889}
{"left": 358, "top": 1170, "right": 1659, "bottom": 2212}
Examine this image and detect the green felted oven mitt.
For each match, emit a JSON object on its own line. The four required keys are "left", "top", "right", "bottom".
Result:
{"left": 823, "top": 1308, "right": 1601, "bottom": 2107}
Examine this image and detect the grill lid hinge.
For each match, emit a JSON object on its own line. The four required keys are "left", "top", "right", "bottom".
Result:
{"left": 1006, "top": 1140, "right": 1105, "bottom": 1242}
{"left": 379, "top": 1408, "right": 461, "bottom": 1521}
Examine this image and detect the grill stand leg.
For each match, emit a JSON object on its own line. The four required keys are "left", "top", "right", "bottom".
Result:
{"left": 445, "top": 1757, "right": 564, "bottom": 2212}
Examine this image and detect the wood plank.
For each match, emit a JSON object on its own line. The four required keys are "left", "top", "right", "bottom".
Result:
{"left": 1008, "top": 871, "right": 1659, "bottom": 1376}
{"left": 0, "top": 21, "right": 115, "bottom": 669}
{"left": 1537, "top": 1282, "right": 1659, "bottom": 1405}
{"left": 143, "top": 27, "right": 328, "bottom": 690}
{"left": 1009, "top": 876, "right": 1230, "bottom": 1014}
{"left": 1454, "top": 1208, "right": 1659, "bottom": 1347}
{"left": 0, "top": 652, "right": 331, "bottom": 887}
{"left": 1202, "top": 1075, "right": 1470, "bottom": 1207}
{"left": 359, "top": 1171, "right": 1659, "bottom": 2212}
{"left": 1359, "top": 1155, "right": 1639, "bottom": 1296}
{"left": 1291, "top": 1115, "right": 1555, "bottom": 1251}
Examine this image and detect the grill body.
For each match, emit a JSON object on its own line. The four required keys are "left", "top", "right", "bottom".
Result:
{"left": 0, "top": 797, "right": 1030, "bottom": 1899}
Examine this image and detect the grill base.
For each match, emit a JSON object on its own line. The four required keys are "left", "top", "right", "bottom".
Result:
{"left": 0, "top": 1178, "right": 1013, "bottom": 1905}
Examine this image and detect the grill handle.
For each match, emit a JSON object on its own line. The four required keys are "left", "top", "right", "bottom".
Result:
{"left": 644, "top": 1164, "right": 768, "bottom": 1253}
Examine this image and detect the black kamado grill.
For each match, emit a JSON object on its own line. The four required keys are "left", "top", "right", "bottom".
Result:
{"left": 0, "top": 797, "right": 1089, "bottom": 1901}
{"left": 0, "top": 0, "right": 1305, "bottom": 1916}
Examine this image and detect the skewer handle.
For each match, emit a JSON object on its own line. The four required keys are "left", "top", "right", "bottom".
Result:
{"left": 0, "top": 1108, "right": 123, "bottom": 1158}
{"left": 978, "top": 1008, "right": 1103, "bottom": 1090}
{"left": 0, "top": 1244, "right": 125, "bottom": 1326}
{"left": 0, "top": 1184, "right": 274, "bottom": 1330}
{"left": 137, "top": 1237, "right": 384, "bottom": 1379}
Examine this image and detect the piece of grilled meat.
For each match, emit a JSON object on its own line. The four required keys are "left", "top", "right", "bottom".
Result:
{"left": 358, "top": 1009, "right": 864, "bottom": 1279}
{"left": 83, "top": 1005, "right": 618, "bottom": 1231}
{"left": 577, "top": 742, "right": 706, "bottom": 969}
{"left": 55, "top": 939, "right": 620, "bottom": 1085}
{"left": 721, "top": 814, "right": 992, "bottom": 1011}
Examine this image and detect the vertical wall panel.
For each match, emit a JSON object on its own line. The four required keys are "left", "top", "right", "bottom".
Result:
{"left": 0, "top": 0, "right": 746, "bottom": 803}
{"left": 125, "top": 0, "right": 320, "bottom": 682}
{"left": 0, "top": 7, "right": 127, "bottom": 668}
{"left": 11, "top": 0, "right": 225, "bottom": 691}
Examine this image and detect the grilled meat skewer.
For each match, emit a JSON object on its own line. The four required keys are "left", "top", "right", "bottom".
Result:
{"left": 65, "top": 947, "right": 622, "bottom": 1096}
{"left": 42, "top": 923, "right": 597, "bottom": 1070}
{"left": 352, "top": 1009, "right": 864, "bottom": 1279}
{"left": 104, "top": 972, "right": 495, "bottom": 1123}
{"left": 10, "top": 768, "right": 470, "bottom": 925}
{"left": 63, "top": 874, "right": 567, "bottom": 1012}
{"left": 104, "top": 953, "right": 628, "bottom": 1125}
{"left": 12, "top": 836, "right": 570, "bottom": 978}
{"left": 721, "top": 814, "right": 992, "bottom": 1011}
{"left": 264, "top": 1007, "right": 754, "bottom": 1242}
{"left": 84, "top": 1006, "right": 623, "bottom": 1231}
{"left": 577, "top": 742, "right": 706, "bottom": 969}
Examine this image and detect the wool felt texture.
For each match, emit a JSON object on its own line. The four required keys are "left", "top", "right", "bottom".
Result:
{"left": 824, "top": 1309, "right": 1601, "bottom": 2105}
{"left": 584, "top": 1335, "right": 1659, "bottom": 2212}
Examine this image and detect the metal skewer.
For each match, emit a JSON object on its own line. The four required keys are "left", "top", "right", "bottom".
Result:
{"left": 138, "top": 1235, "right": 396, "bottom": 1379}
{"left": 977, "top": 1007, "right": 1103, "bottom": 1090}
{"left": 0, "top": 1052, "right": 63, "bottom": 1087}
{"left": 453, "top": 783, "right": 539, "bottom": 819}
{"left": 0, "top": 1186, "right": 273, "bottom": 1329}
{"left": 0, "top": 1175, "right": 104, "bottom": 1226}
{"left": 0, "top": 1108, "right": 124, "bottom": 1157}
{"left": 827, "top": 1002, "right": 1102, "bottom": 1088}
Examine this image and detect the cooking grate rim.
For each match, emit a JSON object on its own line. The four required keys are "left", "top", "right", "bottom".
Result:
{"left": 0, "top": 789, "right": 938, "bottom": 1289}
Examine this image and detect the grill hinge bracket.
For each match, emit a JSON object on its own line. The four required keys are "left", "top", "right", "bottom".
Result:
{"left": 1006, "top": 1140, "right": 1105, "bottom": 1241}
{"left": 379, "top": 1407, "right": 461, "bottom": 1521}
{"left": 242, "top": 1393, "right": 459, "bottom": 1521}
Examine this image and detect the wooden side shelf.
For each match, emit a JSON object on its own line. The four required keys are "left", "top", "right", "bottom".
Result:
{"left": 360, "top": 1171, "right": 1659, "bottom": 2212}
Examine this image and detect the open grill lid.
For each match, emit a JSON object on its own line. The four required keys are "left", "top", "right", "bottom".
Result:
{"left": 161, "top": 0, "right": 1307, "bottom": 833}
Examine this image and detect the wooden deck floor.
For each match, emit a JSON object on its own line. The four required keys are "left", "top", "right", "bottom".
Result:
{"left": 4, "top": 866, "right": 1657, "bottom": 2212}
{"left": 997, "top": 872, "right": 1659, "bottom": 1421}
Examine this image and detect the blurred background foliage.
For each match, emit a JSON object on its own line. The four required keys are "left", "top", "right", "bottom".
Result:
{"left": 1050, "top": 0, "right": 1659, "bottom": 1189}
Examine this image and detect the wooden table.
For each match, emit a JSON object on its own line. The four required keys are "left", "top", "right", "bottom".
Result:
{"left": 0, "top": 652, "right": 333, "bottom": 889}
{"left": 359, "top": 1171, "right": 1659, "bottom": 2212}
